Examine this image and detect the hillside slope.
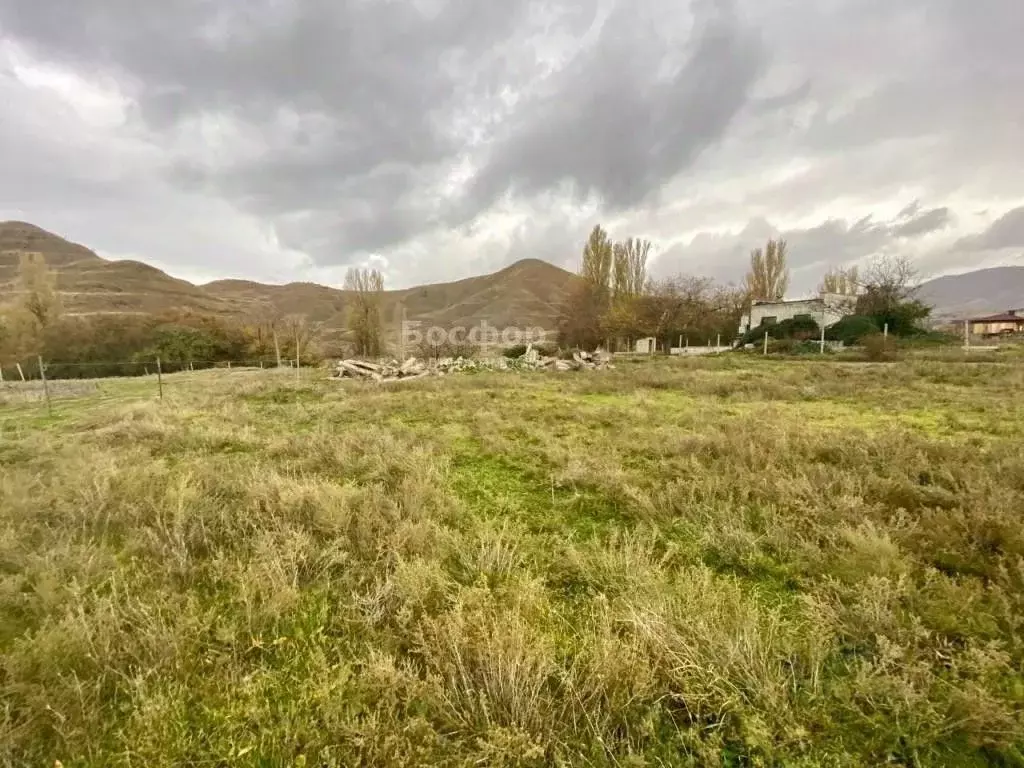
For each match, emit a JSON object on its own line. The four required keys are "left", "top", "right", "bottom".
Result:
{"left": 918, "top": 266, "right": 1024, "bottom": 320}
{"left": 1, "top": 221, "right": 101, "bottom": 279}
{"left": 1, "top": 221, "right": 577, "bottom": 333}
{"left": 1, "top": 221, "right": 241, "bottom": 317}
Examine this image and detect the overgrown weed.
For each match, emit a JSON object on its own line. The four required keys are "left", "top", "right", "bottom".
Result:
{"left": 1, "top": 358, "right": 1022, "bottom": 765}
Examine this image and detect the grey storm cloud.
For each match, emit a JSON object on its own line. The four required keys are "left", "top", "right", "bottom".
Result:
{"left": 653, "top": 203, "right": 961, "bottom": 293}
{"left": 954, "top": 207, "right": 1024, "bottom": 252}
{"left": 0, "top": 0, "right": 1023, "bottom": 287}
{"left": 0, "top": 0, "right": 561, "bottom": 259}
{"left": 459, "top": 0, "right": 766, "bottom": 217}
{"left": 890, "top": 205, "right": 954, "bottom": 239}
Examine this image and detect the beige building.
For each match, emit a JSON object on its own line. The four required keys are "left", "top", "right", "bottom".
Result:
{"left": 738, "top": 293, "right": 855, "bottom": 338}
{"left": 968, "top": 310, "right": 1024, "bottom": 337}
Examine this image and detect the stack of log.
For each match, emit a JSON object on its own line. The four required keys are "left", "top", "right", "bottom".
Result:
{"left": 333, "top": 345, "right": 614, "bottom": 382}
{"left": 335, "top": 358, "right": 430, "bottom": 382}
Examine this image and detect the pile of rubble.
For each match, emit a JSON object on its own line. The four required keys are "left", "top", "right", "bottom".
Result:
{"left": 333, "top": 345, "right": 614, "bottom": 382}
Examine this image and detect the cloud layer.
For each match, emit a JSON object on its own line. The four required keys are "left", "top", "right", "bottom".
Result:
{"left": 1, "top": 0, "right": 1022, "bottom": 289}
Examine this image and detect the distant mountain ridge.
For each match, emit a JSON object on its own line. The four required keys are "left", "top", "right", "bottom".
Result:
{"left": 0, "top": 221, "right": 578, "bottom": 337}
{"left": 4, "top": 221, "right": 1020, "bottom": 333}
{"left": 917, "top": 266, "right": 1024, "bottom": 321}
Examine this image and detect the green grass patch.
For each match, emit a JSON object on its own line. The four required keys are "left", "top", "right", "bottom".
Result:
{"left": 1, "top": 359, "right": 1023, "bottom": 766}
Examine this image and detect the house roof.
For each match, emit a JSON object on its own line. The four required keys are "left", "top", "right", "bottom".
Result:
{"left": 751, "top": 297, "right": 822, "bottom": 307}
{"left": 968, "top": 312, "right": 1024, "bottom": 323}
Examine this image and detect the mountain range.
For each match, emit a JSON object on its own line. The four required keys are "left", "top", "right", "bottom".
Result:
{"left": 2, "top": 220, "right": 1022, "bottom": 332}
{"left": 0, "top": 221, "right": 577, "bottom": 338}
{"left": 915, "top": 267, "right": 1024, "bottom": 322}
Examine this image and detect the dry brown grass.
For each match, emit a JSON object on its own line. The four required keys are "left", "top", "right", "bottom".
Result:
{"left": 1, "top": 356, "right": 1022, "bottom": 766}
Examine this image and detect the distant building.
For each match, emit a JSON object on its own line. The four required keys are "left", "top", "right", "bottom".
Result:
{"left": 967, "top": 310, "right": 1024, "bottom": 337}
{"left": 634, "top": 337, "right": 657, "bottom": 354}
{"left": 738, "top": 293, "right": 855, "bottom": 338}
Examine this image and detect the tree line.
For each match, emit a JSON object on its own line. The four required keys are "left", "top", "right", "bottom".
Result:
{"left": 0, "top": 253, "right": 397, "bottom": 379}
{"left": 557, "top": 225, "right": 749, "bottom": 352}
{"left": 0, "top": 234, "right": 934, "bottom": 379}
{"left": 558, "top": 226, "right": 932, "bottom": 352}
{"left": 0, "top": 253, "right": 321, "bottom": 379}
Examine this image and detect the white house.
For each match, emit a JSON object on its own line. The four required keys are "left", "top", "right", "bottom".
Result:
{"left": 635, "top": 337, "right": 657, "bottom": 354}
{"left": 738, "top": 293, "right": 855, "bottom": 339}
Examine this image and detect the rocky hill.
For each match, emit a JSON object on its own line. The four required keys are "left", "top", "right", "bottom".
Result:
{"left": 0, "top": 222, "right": 577, "bottom": 336}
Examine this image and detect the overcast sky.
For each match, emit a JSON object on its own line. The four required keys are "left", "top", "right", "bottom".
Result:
{"left": 1, "top": 0, "right": 1022, "bottom": 293}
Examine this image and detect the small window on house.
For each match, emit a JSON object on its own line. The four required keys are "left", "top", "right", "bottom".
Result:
{"left": 762, "top": 316, "right": 777, "bottom": 325}
{"left": 794, "top": 313, "right": 813, "bottom": 321}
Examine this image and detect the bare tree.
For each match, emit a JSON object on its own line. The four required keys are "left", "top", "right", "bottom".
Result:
{"left": 636, "top": 276, "right": 745, "bottom": 348}
{"left": 819, "top": 266, "right": 860, "bottom": 296}
{"left": 281, "top": 314, "right": 318, "bottom": 365}
{"left": 245, "top": 307, "right": 284, "bottom": 366}
{"left": 859, "top": 254, "right": 919, "bottom": 299}
{"left": 612, "top": 238, "right": 651, "bottom": 299}
{"left": 345, "top": 266, "right": 385, "bottom": 357}
{"left": 606, "top": 238, "right": 652, "bottom": 349}
{"left": 855, "top": 254, "right": 930, "bottom": 333}
{"left": 744, "top": 238, "right": 790, "bottom": 301}
{"left": 557, "top": 280, "right": 605, "bottom": 350}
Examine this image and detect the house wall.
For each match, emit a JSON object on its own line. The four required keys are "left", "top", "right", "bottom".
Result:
{"left": 634, "top": 337, "right": 656, "bottom": 354}
{"left": 739, "top": 299, "right": 849, "bottom": 337}
{"left": 972, "top": 321, "right": 1024, "bottom": 335}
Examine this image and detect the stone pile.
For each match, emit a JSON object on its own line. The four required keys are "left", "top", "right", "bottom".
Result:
{"left": 333, "top": 344, "right": 614, "bottom": 382}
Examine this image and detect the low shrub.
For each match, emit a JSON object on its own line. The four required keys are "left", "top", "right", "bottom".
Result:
{"left": 502, "top": 344, "right": 528, "bottom": 359}
{"left": 826, "top": 315, "right": 880, "bottom": 345}
{"left": 862, "top": 332, "right": 899, "bottom": 361}
{"left": 740, "top": 316, "right": 820, "bottom": 347}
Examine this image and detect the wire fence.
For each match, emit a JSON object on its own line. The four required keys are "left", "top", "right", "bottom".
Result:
{"left": 0, "top": 357, "right": 318, "bottom": 415}
{"left": 0, "top": 358, "right": 307, "bottom": 381}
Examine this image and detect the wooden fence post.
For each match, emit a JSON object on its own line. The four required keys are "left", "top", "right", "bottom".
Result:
{"left": 156, "top": 357, "right": 163, "bottom": 401}
{"left": 38, "top": 356, "right": 52, "bottom": 416}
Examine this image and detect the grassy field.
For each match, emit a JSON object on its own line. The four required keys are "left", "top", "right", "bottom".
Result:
{"left": 1, "top": 356, "right": 1023, "bottom": 766}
